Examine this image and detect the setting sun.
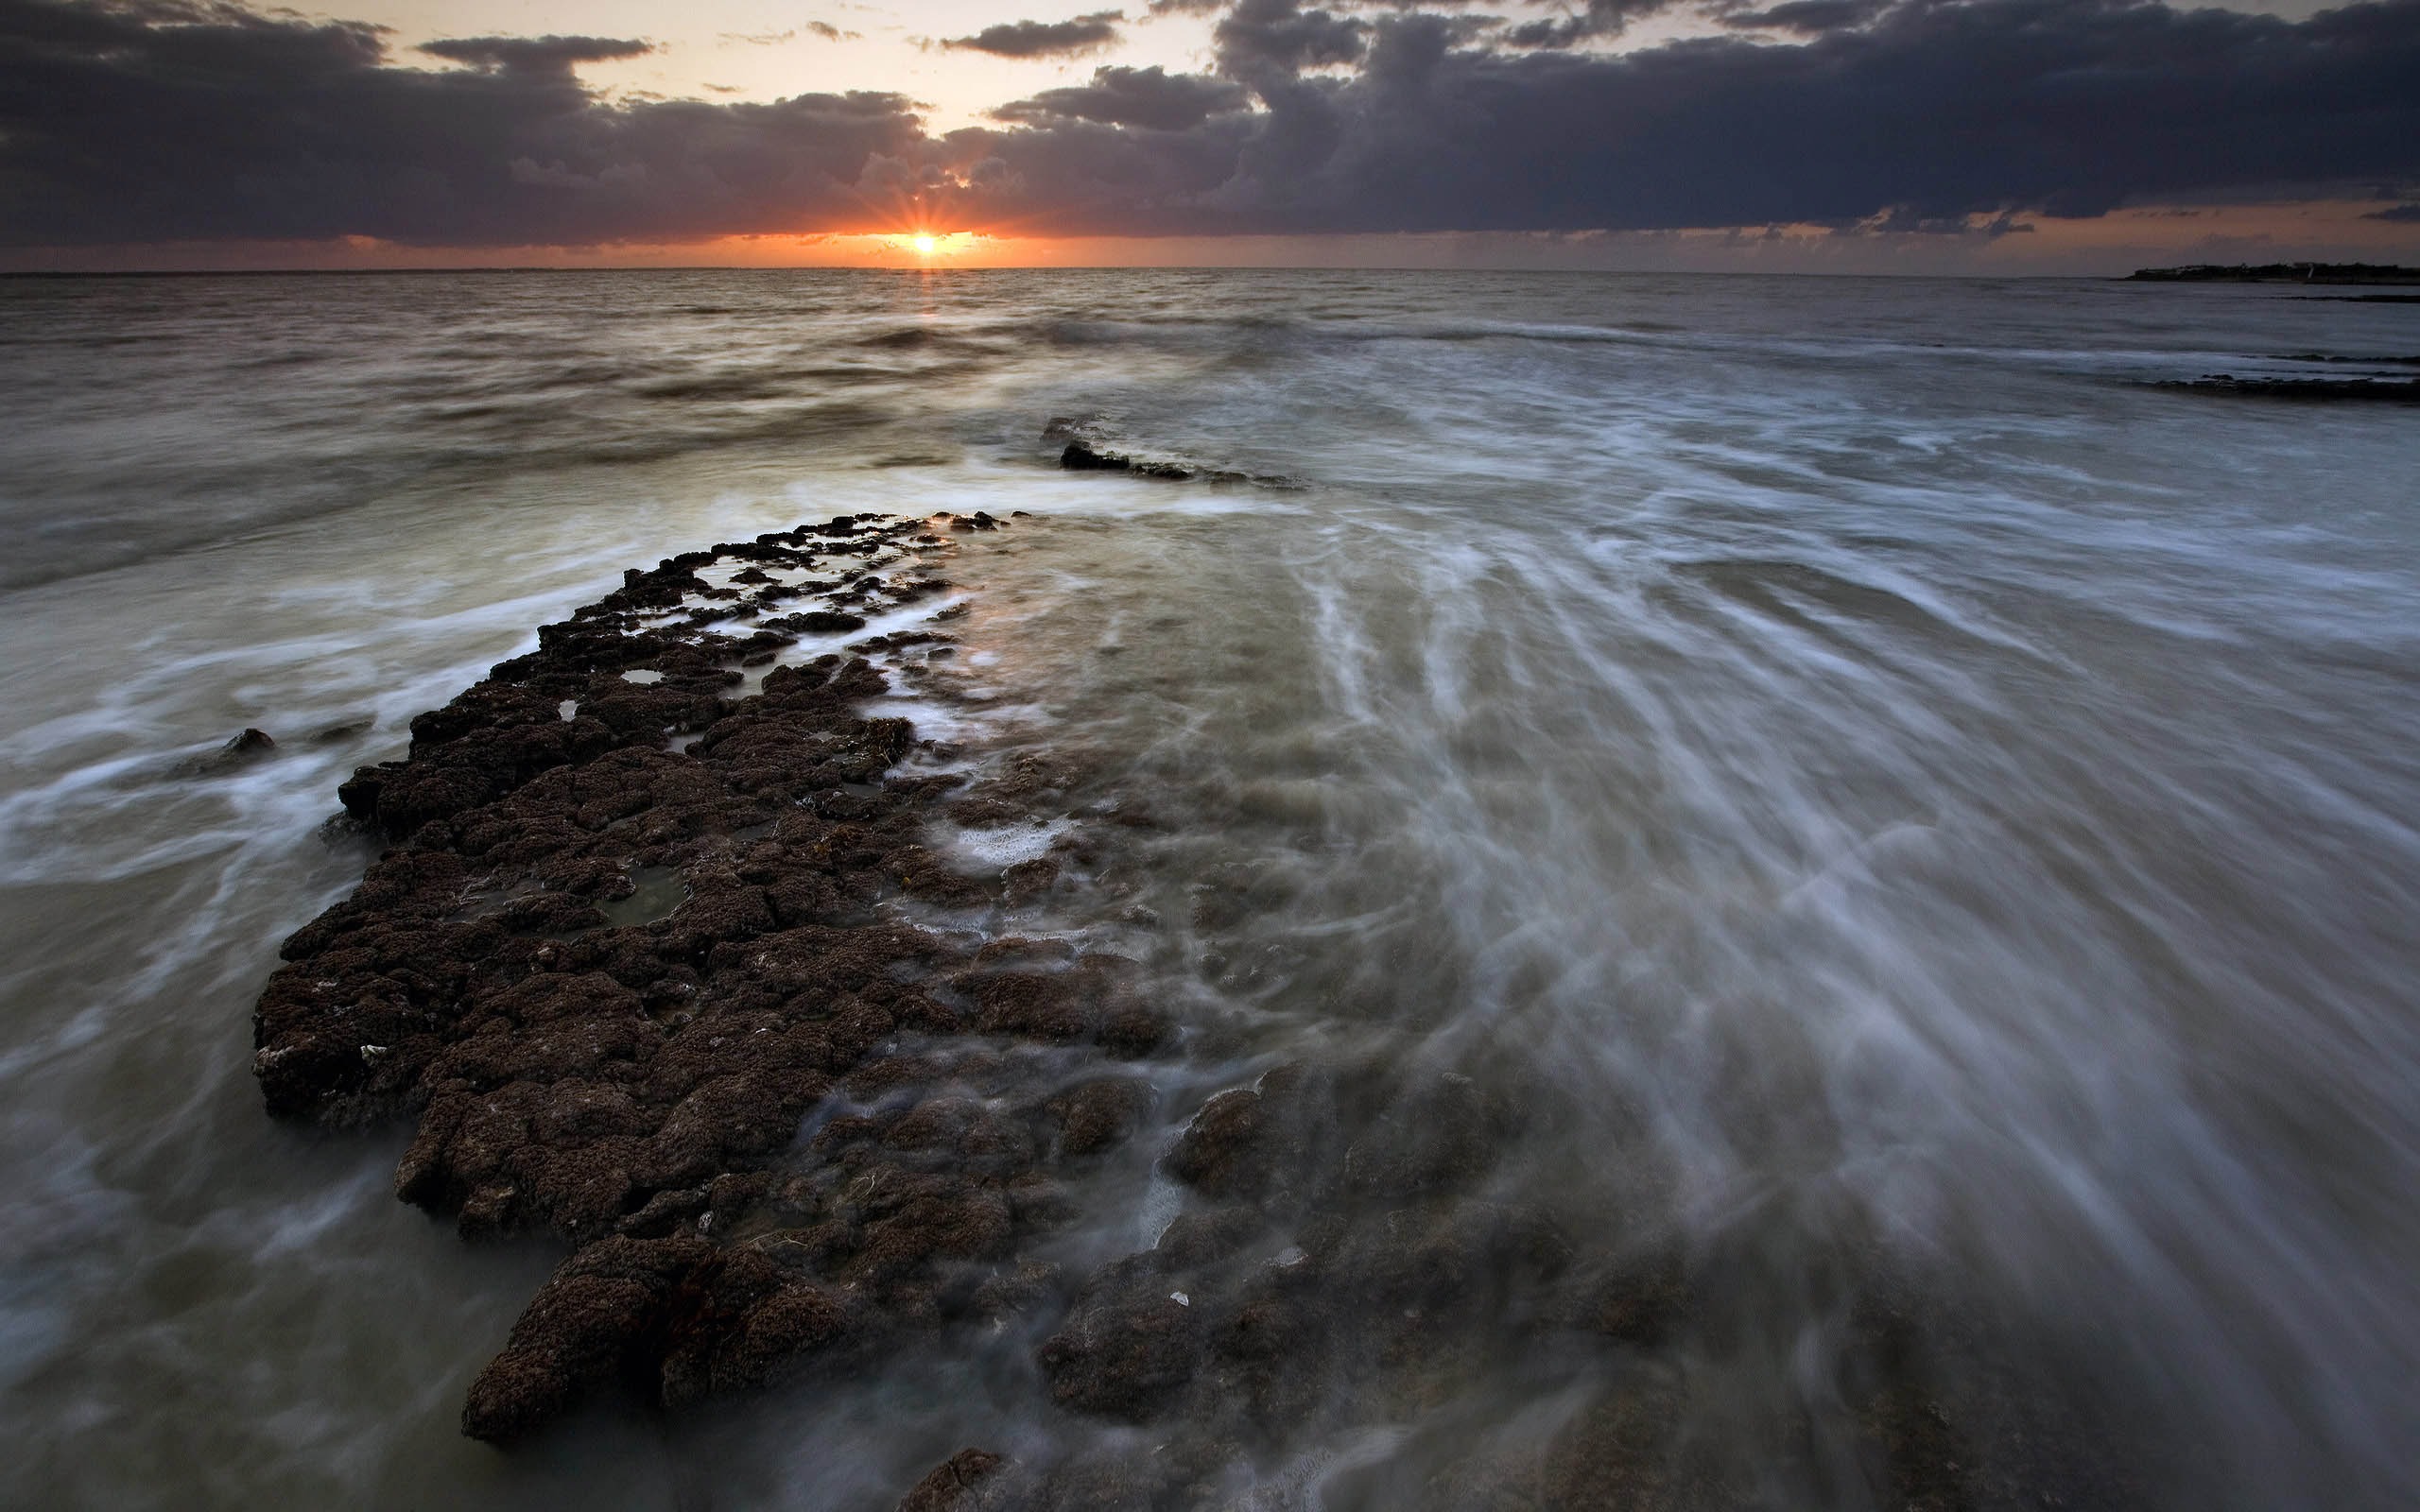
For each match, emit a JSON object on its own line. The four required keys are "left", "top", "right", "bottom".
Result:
{"left": 912, "top": 233, "right": 937, "bottom": 256}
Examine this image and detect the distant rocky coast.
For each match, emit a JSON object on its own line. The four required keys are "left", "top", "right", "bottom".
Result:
{"left": 2126, "top": 262, "right": 2420, "bottom": 284}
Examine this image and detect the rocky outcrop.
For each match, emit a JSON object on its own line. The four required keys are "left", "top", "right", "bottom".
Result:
{"left": 1058, "top": 440, "right": 1196, "bottom": 478}
{"left": 254, "top": 513, "right": 1179, "bottom": 1442}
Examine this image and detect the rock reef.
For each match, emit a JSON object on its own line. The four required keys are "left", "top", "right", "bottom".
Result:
{"left": 255, "top": 511, "right": 2129, "bottom": 1508}
{"left": 256, "top": 513, "right": 1179, "bottom": 1442}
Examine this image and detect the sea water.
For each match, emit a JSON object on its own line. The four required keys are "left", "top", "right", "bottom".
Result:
{"left": 0, "top": 268, "right": 2415, "bottom": 1508}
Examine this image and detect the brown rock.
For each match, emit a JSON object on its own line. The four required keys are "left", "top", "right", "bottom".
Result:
{"left": 1036, "top": 1254, "right": 1207, "bottom": 1421}
{"left": 1046, "top": 1077, "right": 1151, "bottom": 1157}
{"left": 897, "top": 1449, "right": 1009, "bottom": 1512}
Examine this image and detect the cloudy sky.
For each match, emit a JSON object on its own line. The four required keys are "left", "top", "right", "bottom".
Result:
{"left": 2, "top": 0, "right": 2415, "bottom": 270}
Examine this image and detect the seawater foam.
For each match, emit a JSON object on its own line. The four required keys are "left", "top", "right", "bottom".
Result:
{"left": 942, "top": 816, "right": 1071, "bottom": 871}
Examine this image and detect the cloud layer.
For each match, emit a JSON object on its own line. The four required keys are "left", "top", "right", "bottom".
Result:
{"left": 1, "top": 0, "right": 2414, "bottom": 248}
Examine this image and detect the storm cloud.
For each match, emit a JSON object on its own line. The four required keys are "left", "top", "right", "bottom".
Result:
{"left": 972, "top": 0, "right": 2420, "bottom": 233}
{"left": 0, "top": 0, "right": 923, "bottom": 244}
{"left": 1, "top": 0, "right": 2415, "bottom": 249}
{"left": 1211, "top": 0, "right": 1369, "bottom": 78}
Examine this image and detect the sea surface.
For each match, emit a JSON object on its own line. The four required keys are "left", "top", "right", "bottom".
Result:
{"left": 0, "top": 268, "right": 2415, "bottom": 1509}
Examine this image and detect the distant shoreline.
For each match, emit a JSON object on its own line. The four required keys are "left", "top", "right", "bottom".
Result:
{"left": 2127, "top": 262, "right": 2420, "bottom": 285}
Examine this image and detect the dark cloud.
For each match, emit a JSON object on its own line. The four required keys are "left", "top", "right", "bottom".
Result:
{"left": 942, "top": 10, "right": 1125, "bottom": 57}
{"left": 804, "top": 21, "right": 860, "bottom": 42}
{"left": 3, "top": 0, "right": 2417, "bottom": 250}
{"left": 1213, "top": 0, "right": 1366, "bottom": 82}
{"left": 418, "top": 35, "right": 651, "bottom": 76}
{"left": 994, "top": 64, "right": 1251, "bottom": 129}
{"left": 1715, "top": 0, "right": 1891, "bottom": 34}
{"left": 2365, "top": 203, "right": 2420, "bottom": 222}
{"left": 978, "top": 0, "right": 2420, "bottom": 232}
{"left": 1499, "top": 0, "right": 1676, "bottom": 48}
{"left": 0, "top": 0, "right": 923, "bottom": 245}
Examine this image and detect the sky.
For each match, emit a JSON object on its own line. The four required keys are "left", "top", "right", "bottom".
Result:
{"left": 1, "top": 0, "right": 2415, "bottom": 272}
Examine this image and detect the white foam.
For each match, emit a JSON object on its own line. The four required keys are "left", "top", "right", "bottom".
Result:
{"left": 1137, "top": 1171, "right": 1185, "bottom": 1249}
{"left": 942, "top": 816, "right": 1070, "bottom": 870}
{"left": 719, "top": 590, "right": 972, "bottom": 702}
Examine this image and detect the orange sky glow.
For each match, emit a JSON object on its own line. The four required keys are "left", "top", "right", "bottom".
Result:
{"left": 8, "top": 200, "right": 2414, "bottom": 278}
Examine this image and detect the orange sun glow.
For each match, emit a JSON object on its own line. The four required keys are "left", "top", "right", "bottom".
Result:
{"left": 913, "top": 233, "right": 938, "bottom": 256}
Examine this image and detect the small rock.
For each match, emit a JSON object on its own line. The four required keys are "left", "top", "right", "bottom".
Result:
{"left": 1036, "top": 1253, "right": 1207, "bottom": 1420}
{"left": 176, "top": 727, "right": 278, "bottom": 778}
{"left": 1058, "top": 441, "right": 1193, "bottom": 479}
{"left": 897, "top": 1449, "right": 1008, "bottom": 1512}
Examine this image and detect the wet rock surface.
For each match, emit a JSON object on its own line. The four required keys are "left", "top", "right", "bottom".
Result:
{"left": 1058, "top": 440, "right": 1197, "bottom": 480}
{"left": 897, "top": 1050, "right": 2133, "bottom": 1510}
{"left": 1042, "top": 418, "right": 1276, "bottom": 486}
{"left": 257, "top": 511, "right": 2129, "bottom": 1506}
{"left": 256, "top": 512, "right": 1181, "bottom": 1442}
{"left": 898, "top": 1449, "right": 1011, "bottom": 1511}
{"left": 177, "top": 726, "right": 278, "bottom": 777}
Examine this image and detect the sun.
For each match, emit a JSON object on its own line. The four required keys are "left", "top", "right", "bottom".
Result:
{"left": 912, "top": 233, "right": 938, "bottom": 256}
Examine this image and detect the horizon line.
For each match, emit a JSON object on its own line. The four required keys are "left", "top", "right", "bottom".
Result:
{"left": 0, "top": 264, "right": 2135, "bottom": 280}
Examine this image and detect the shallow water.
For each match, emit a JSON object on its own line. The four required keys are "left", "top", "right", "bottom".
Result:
{"left": 1, "top": 268, "right": 2416, "bottom": 1508}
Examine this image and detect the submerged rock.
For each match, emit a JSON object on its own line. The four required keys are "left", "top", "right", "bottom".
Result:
{"left": 1037, "top": 1251, "right": 1209, "bottom": 1419}
{"left": 178, "top": 726, "right": 277, "bottom": 777}
{"left": 1058, "top": 440, "right": 1194, "bottom": 479}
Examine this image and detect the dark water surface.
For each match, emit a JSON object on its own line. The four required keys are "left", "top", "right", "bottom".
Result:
{"left": 1, "top": 269, "right": 2415, "bottom": 1508}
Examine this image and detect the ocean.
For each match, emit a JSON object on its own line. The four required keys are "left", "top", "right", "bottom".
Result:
{"left": 0, "top": 268, "right": 2415, "bottom": 1508}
